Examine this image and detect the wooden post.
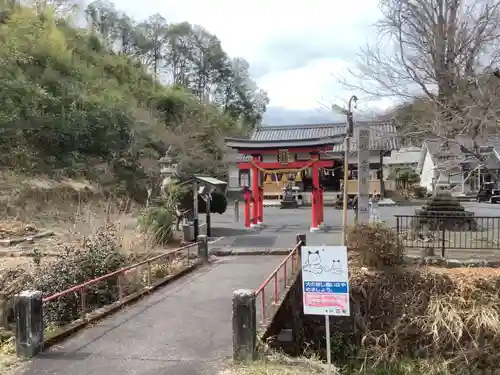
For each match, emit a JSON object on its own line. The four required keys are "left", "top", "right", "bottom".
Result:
{"left": 206, "top": 196, "right": 211, "bottom": 238}
{"left": 193, "top": 179, "right": 199, "bottom": 240}
{"left": 342, "top": 137, "right": 350, "bottom": 245}
{"left": 311, "top": 159, "right": 320, "bottom": 232}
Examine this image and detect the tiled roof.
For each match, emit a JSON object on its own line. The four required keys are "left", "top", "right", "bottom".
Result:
{"left": 423, "top": 136, "right": 500, "bottom": 170}
{"left": 383, "top": 147, "right": 421, "bottom": 165}
{"left": 250, "top": 122, "right": 398, "bottom": 152}
{"left": 227, "top": 122, "right": 399, "bottom": 163}
{"left": 225, "top": 134, "right": 345, "bottom": 150}
{"left": 251, "top": 123, "right": 345, "bottom": 141}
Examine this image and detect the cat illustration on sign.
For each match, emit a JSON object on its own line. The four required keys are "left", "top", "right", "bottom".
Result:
{"left": 303, "top": 250, "right": 323, "bottom": 274}
{"left": 330, "top": 260, "right": 342, "bottom": 274}
{"left": 303, "top": 249, "right": 344, "bottom": 275}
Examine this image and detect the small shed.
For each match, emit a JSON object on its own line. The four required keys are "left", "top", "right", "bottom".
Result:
{"left": 179, "top": 175, "right": 228, "bottom": 240}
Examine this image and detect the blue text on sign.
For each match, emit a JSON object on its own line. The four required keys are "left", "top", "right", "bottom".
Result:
{"left": 303, "top": 281, "right": 348, "bottom": 294}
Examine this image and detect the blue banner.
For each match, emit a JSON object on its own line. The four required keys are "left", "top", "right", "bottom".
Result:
{"left": 303, "top": 281, "right": 348, "bottom": 294}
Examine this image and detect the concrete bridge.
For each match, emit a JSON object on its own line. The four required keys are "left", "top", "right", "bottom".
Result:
{"left": 16, "top": 256, "right": 291, "bottom": 375}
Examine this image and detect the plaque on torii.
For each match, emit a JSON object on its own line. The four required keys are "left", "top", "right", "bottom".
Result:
{"left": 278, "top": 149, "right": 290, "bottom": 165}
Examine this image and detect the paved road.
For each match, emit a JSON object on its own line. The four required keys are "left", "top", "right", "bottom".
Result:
{"left": 17, "top": 256, "right": 286, "bottom": 375}
{"left": 207, "top": 202, "right": 500, "bottom": 259}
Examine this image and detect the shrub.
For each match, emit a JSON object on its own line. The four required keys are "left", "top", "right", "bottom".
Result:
{"left": 138, "top": 206, "right": 174, "bottom": 245}
{"left": 30, "top": 224, "right": 127, "bottom": 326}
{"left": 346, "top": 222, "right": 403, "bottom": 268}
{"left": 177, "top": 188, "right": 228, "bottom": 214}
{"left": 208, "top": 191, "right": 228, "bottom": 214}
{"left": 411, "top": 186, "right": 427, "bottom": 199}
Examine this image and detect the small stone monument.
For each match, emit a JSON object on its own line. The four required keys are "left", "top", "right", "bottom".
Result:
{"left": 412, "top": 190, "right": 477, "bottom": 231}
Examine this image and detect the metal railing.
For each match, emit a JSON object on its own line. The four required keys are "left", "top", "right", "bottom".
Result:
{"left": 42, "top": 242, "right": 199, "bottom": 325}
{"left": 254, "top": 240, "right": 303, "bottom": 325}
{"left": 395, "top": 215, "right": 500, "bottom": 257}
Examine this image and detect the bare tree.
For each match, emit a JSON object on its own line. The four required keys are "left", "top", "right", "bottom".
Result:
{"left": 343, "top": 0, "right": 500, "bottom": 185}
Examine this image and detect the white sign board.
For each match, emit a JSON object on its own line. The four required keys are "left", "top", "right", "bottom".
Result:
{"left": 301, "top": 246, "right": 350, "bottom": 316}
{"left": 357, "top": 128, "right": 370, "bottom": 223}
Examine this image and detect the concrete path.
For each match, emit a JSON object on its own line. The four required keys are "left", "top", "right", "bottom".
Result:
{"left": 17, "top": 256, "right": 287, "bottom": 375}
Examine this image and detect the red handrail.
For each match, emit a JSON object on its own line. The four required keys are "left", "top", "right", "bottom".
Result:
{"left": 43, "top": 242, "right": 198, "bottom": 303}
{"left": 255, "top": 240, "right": 302, "bottom": 323}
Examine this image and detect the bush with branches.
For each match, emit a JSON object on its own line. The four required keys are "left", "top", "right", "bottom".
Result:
{"left": 346, "top": 223, "right": 404, "bottom": 268}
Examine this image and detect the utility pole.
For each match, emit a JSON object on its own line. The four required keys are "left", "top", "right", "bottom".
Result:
{"left": 333, "top": 95, "right": 358, "bottom": 246}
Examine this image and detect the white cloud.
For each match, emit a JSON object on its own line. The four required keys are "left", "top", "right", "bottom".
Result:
{"left": 113, "top": 0, "right": 385, "bottom": 118}
{"left": 257, "top": 58, "right": 351, "bottom": 110}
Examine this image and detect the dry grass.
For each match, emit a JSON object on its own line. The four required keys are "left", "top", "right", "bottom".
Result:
{"left": 0, "top": 172, "right": 183, "bottom": 272}
{"left": 0, "top": 337, "right": 18, "bottom": 375}
{"left": 0, "top": 172, "right": 187, "bottom": 331}
{"left": 219, "top": 356, "right": 458, "bottom": 375}
{"left": 330, "top": 264, "right": 500, "bottom": 371}
{"left": 343, "top": 224, "right": 500, "bottom": 370}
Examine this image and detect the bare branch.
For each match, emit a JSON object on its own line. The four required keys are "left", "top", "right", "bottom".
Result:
{"left": 341, "top": 0, "right": 500, "bottom": 184}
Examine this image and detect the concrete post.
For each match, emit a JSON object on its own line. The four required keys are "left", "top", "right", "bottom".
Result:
{"left": 197, "top": 235, "right": 209, "bottom": 263}
{"left": 232, "top": 289, "right": 257, "bottom": 362}
{"left": 14, "top": 290, "right": 43, "bottom": 358}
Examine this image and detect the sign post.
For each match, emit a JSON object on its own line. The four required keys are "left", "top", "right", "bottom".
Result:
{"left": 357, "top": 127, "right": 370, "bottom": 223}
{"left": 301, "top": 246, "right": 350, "bottom": 373}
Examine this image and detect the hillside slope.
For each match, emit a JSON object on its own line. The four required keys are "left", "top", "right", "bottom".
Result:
{"left": 0, "top": 2, "right": 266, "bottom": 202}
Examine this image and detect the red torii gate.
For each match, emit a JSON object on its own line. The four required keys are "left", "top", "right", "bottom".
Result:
{"left": 225, "top": 135, "right": 345, "bottom": 232}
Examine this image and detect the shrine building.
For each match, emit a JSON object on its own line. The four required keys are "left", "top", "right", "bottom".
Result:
{"left": 224, "top": 121, "right": 399, "bottom": 212}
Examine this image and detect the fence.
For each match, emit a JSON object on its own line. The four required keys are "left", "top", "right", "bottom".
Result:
{"left": 254, "top": 234, "right": 305, "bottom": 325}
{"left": 12, "top": 238, "right": 209, "bottom": 359}
{"left": 395, "top": 215, "right": 500, "bottom": 257}
{"left": 42, "top": 241, "right": 204, "bottom": 327}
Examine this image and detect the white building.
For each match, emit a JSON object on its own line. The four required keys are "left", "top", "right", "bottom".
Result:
{"left": 382, "top": 147, "right": 421, "bottom": 191}
{"left": 416, "top": 139, "right": 498, "bottom": 195}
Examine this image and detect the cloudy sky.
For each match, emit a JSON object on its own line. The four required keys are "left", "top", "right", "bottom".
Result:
{"left": 114, "top": 0, "right": 390, "bottom": 125}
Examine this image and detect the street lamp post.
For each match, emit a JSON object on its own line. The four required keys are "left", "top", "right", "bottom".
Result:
{"left": 333, "top": 95, "right": 358, "bottom": 246}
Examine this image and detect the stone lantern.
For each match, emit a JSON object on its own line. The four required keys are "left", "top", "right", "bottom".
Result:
{"left": 159, "top": 146, "right": 179, "bottom": 190}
